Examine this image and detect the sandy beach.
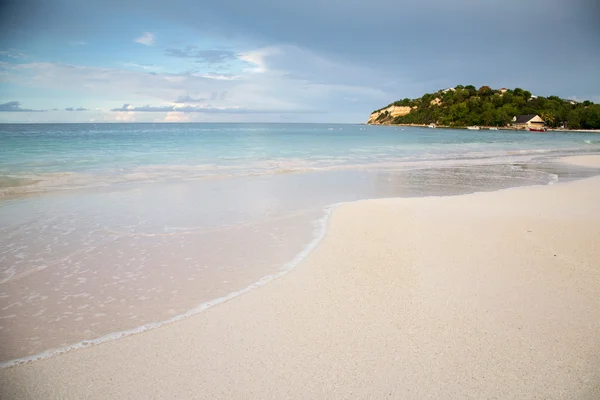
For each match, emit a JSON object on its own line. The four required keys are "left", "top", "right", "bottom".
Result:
{"left": 1, "top": 156, "right": 600, "bottom": 399}
{"left": 560, "top": 155, "right": 600, "bottom": 168}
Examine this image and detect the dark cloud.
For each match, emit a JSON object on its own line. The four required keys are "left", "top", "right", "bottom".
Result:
{"left": 140, "top": 0, "right": 599, "bottom": 98}
{"left": 164, "top": 46, "right": 237, "bottom": 64}
{"left": 65, "top": 107, "right": 88, "bottom": 111}
{"left": 0, "top": 101, "right": 45, "bottom": 112}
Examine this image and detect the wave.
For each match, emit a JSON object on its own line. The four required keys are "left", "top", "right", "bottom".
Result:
{"left": 0, "top": 158, "right": 570, "bottom": 367}
{"left": 0, "top": 202, "right": 339, "bottom": 369}
{"left": 2, "top": 147, "right": 600, "bottom": 196}
{"left": 0, "top": 147, "right": 591, "bottom": 367}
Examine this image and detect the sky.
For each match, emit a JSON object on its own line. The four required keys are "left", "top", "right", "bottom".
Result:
{"left": 0, "top": 0, "right": 598, "bottom": 123}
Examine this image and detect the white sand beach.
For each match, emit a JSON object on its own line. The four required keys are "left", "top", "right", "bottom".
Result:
{"left": 560, "top": 155, "right": 600, "bottom": 168}
{"left": 1, "top": 156, "right": 600, "bottom": 399}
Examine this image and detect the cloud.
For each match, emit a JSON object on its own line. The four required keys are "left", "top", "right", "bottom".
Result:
{"left": 110, "top": 103, "right": 245, "bottom": 113}
{"left": 238, "top": 49, "right": 274, "bottom": 73}
{"left": 124, "top": 62, "right": 157, "bottom": 70}
{"left": 174, "top": 95, "right": 206, "bottom": 103}
{"left": 134, "top": 32, "right": 154, "bottom": 46}
{"left": 104, "top": 0, "right": 598, "bottom": 100}
{"left": 0, "top": 101, "right": 45, "bottom": 112}
{"left": 164, "top": 47, "right": 237, "bottom": 64}
{"left": 2, "top": 0, "right": 599, "bottom": 124}
{"left": 0, "top": 47, "right": 391, "bottom": 122}
{"left": 1, "top": 61, "right": 230, "bottom": 104}
{"left": 162, "top": 112, "right": 191, "bottom": 122}
{"left": 65, "top": 107, "right": 88, "bottom": 111}
{"left": 110, "top": 102, "right": 325, "bottom": 114}
{"left": 0, "top": 49, "right": 26, "bottom": 59}
{"left": 114, "top": 111, "right": 137, "bottom": 122}
{"left": 199, "top": 73, "right": 241, "bottom": 80}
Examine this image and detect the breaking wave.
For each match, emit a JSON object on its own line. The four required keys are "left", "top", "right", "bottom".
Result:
{"left": 2, "top": 147, "right": 599, "bottom": 196}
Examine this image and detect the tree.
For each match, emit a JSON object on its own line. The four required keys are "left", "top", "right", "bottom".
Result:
{"left": 442, "top": 90, "right": 456, "bottom": 106}
{"left": 501, "top": 104, "right": 518, "bottom": 120}
{"left": 377, "top": 85, "right": 598, "bottom": 129}
{"left": 482, "top": 102, "right": 494, "bottom": 126}
{"left": 556, "top": 106, "right": 569, "bottom": 127}
{"left": 540, "top": 112, "right": 555, "bottom": 126}
{"left": 513, "top": 96, "right": 526, "bottom": 107}
{"left": 582, "top": 105, "right": 600, "bottom": 129}
{"left": 478, "top": 86, "right": 492, "bottom": 96}
{"left": 491, "top": 94, "right": 503, "bottom": 108}
{"left": 567, "top": 110, "right": 582, "bottom": 129}
{"left": 449, "top": 103, "right": 469, "bottom": 125}
{"left": 393, "top": 98, "right": 411, "bottom": 107}
{"left": 454, "top": 89, "right": 468, "bottom": 103}
{"left": 494, "top": 109, "right": 510, "bottom": 126}
{"left": 502, "top": 92, "right": 514, "bottom": 105}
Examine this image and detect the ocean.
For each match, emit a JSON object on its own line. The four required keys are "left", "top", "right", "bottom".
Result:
{"left": 1, "top": 122, "right": 599, "bottom": 366}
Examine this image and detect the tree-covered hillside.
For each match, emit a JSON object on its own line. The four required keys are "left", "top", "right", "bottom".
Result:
{"left": 371, "top": 86, "right": 600, "bottom": 129}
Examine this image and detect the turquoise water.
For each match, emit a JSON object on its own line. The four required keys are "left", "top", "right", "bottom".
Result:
{"left": 1, "top": 123, "right": 599, "bottom": 365}
{"left": 2, "top": 123, "right": 600, "bottom": 194}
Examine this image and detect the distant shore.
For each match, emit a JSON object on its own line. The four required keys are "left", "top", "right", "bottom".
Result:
{"left": 365, "top": 122, "right": 600, "bottom": 132}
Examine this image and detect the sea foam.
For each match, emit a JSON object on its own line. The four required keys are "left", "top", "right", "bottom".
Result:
{"left": 0, "top": 202, "right": 340, "bottom": 369}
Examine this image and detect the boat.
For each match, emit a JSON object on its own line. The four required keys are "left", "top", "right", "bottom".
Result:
{"left": 528, "top": 127, "right": 547, "bottom": 132}
{"left": 428, "top": 124, "right": 436, "bottom": 128}
{"left": 467, "top": 126, "right": 480, "bottom": 130}
{"left": 488, "top": 127, "right": 498, "bottom": 131}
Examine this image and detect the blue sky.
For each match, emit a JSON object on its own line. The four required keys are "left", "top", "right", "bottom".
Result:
{"left": 0, "top": 0, "right": 598, "bottom": 123}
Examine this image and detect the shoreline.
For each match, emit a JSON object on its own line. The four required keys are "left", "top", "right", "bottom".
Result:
{"left": 1, "top": 155, "right": 598, "bottom": 367}
{"left": 366, "top": 122, "right": 600, "bottom": 133}
{"left": 3, "top": 148, "right": 599, "bottom": 199}
{"left": 0, "top": 204, "right": 339, "bottom": 369}
{"left": 2, "top": 156, "right": 600, "bottom": 398}
{"left": 2, "top": 151, "right": 598, "bottom": 363}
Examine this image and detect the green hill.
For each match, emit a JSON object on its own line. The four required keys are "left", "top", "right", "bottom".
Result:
{"left": 368, "top": 86, "right": 600, "bottom": 129}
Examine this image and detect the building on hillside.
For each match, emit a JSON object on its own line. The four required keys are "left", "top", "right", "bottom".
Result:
{"left": 512, "top": 114, "right": 545, "bottom": 130}
{"left": 499, "top": 88, "right": 508, "bottom": 93}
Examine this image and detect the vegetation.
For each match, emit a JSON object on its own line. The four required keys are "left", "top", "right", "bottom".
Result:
{"left": 372, "top": 86, "right": 600, "bottom": 129}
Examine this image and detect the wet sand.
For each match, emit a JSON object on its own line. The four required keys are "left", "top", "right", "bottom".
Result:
{"left": 0, "top": 164, "right": 566, "bottom": 363}
{"left": 560, "top": 155, "right": 600, "bottom": 168}
{"left": 1, "top": 156, "right": 600, "bottom": 399}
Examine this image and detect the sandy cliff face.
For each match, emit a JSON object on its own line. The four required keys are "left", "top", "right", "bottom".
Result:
{"left": 367, "top": 105, "right": 413, "bottom": 124}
